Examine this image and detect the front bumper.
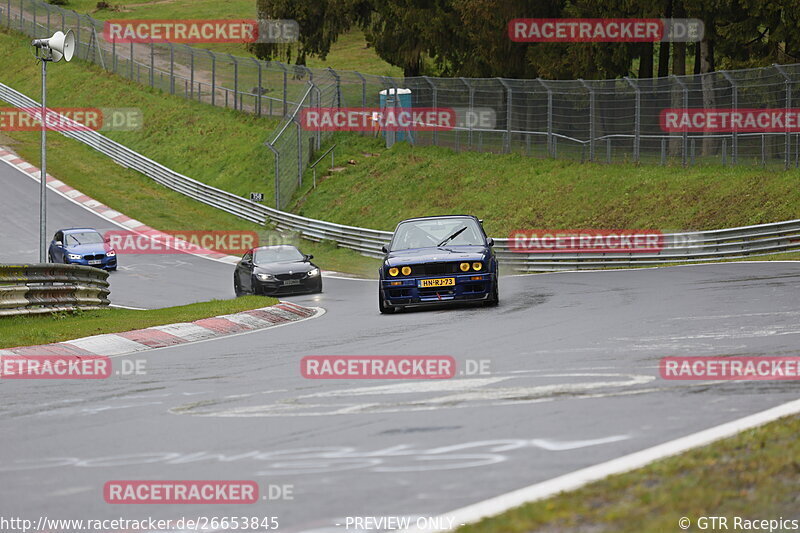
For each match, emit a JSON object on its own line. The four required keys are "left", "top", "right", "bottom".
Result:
{"left": 381, "top": 272, "right": 493, "bottom": 306}
{"left": 66, "top": 256, "right": 117, "bottom": 270}
{"left": 254, "top": 276, "right": 322, "bottom": 295}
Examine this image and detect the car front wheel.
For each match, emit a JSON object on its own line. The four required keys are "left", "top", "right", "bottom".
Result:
{"left": 379, "top": 289, "right": 395, "bottom": 314}
{"left": 234, "top": 276, "right": 244, "bottom": 297}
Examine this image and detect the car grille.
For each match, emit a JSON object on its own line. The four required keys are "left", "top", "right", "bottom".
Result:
{"left": 276, "top": 272, "right": 306, "bottom": 281}
{"left": 407, "top": 262, "right": 462, "bottom": 276}
{"left": 83, "top": 254, "right": 105, "bottom": 260}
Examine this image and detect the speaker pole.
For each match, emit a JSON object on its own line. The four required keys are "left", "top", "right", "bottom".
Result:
{"left": 39, "top": 57, "right": 47, "bottom": 263}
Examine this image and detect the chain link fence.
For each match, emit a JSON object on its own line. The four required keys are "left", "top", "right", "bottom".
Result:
{"left": 4, "top": 0, "right": 800, "bottom": 211}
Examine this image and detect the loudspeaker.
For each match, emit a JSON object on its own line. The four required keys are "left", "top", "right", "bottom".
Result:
{"left": 31, "top": 30, "right": 75, "bottom": 62}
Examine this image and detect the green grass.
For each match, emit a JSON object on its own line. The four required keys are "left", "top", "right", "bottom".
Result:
{"left": 293, "top": 134, "right": 800, "bottom": 237}
{"left": 58, "top": 0, "right": 401, "bottom": 74}
{"left": 456, "top": 414, "right": 800, "bottom": 533}
{"left": 0, "top": 295, "right": 276, "bottom": 348}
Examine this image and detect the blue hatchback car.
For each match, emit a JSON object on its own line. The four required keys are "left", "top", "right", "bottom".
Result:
{"left": 379, "top": 215, "right": 498, "bottom": 313}
{"left": 48, "top": 228, "right": 117, "bottom": 270}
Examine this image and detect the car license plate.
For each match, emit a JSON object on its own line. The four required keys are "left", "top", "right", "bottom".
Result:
{"left": 88, "top": 260, "right": 101, "bottom": 265}
{"left": 283, "top": 279, "right": 301, "bottom": 286}
{"left": 419, "top": 278, "right": 455, "bottom": 288}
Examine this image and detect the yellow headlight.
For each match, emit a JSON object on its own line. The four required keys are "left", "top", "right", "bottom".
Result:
{"left": 389, "top": 267, "right": 399, "bottom": 277}
{"left": 472, "top": 262, "right": 482, "bottom": 271}
{"left": 401, "top": 266, "right": 412, "bottom": 276}
{"left": 460, "top": 262, "right": 470, "bottom": 272}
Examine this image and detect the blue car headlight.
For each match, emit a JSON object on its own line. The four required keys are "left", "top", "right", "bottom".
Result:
{"left": 106, "top": 249, "right": 116, "bottom": 257}
{"left": 67, "top": 254, "right": 82, "bottom": 260}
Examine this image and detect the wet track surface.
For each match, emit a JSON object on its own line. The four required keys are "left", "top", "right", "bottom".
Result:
{"left": 0, "top": 161, "right": 234, "bottom": 308}
{"left": 2, "top": 249, "right": 800, "bottom": 529}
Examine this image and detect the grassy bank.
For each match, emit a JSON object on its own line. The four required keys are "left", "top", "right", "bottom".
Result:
{"left": 0, "top": 295, "right": 277, "bottom": 348}
{"left": 293, "top": 135, "right": 800, "bottom": 237}
{"left": 457, "top": 413, "right": 800, "bottom": 533}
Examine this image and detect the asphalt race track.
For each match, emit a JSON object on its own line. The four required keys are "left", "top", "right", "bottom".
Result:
{"left": 1, "top": 254, "right": 799, "bottom": 530}
{"left": 0, "top": 161, "right": 234, "bottom": 308}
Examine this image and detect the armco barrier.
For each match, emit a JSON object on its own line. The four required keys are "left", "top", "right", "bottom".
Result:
{"left": 2, "top": 81, "right": 800, "bottom": 271}
{"left": 0, "top": 264, "right": 110, "bottom": 316}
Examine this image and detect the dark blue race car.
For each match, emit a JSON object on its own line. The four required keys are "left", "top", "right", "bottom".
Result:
{"left": 378, "top": 215, "right": 498, "bottom": 313}
{"left": 48, "top": 228, "right": 117, "bottom": 270}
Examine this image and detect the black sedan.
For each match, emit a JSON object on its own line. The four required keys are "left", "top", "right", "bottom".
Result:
{"left": 234, "top": 245, "right": 322, "bottom": 296}
{"left": 379, "top": 215, "right": 498, "bottom": 313}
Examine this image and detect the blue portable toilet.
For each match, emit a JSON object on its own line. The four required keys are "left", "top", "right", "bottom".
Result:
{"left": 379, "top": 88, "right": 412, "bottom": 143}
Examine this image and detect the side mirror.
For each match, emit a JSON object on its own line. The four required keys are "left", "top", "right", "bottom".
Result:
{"left": 305, "top": 254, "right": 314, "bottom": 261}
{"left": 54, "top": 240, "right": 63, "bottom": 246}
{"left": 487, "top": 237, "right": 494, "bottom": 247}
{"left": 381, "top": 244, "right": 390, "bottom": 254}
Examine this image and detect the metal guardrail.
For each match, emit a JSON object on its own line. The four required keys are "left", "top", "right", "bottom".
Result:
{"left": 0, "top": 264, "right": 110, "bottom": 316}
{"left": 2, "top": 81, "right": 800, "bottom": 272}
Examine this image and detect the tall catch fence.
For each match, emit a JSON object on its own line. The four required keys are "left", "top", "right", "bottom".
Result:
{"left": 4, "top": 0, "right": 800, "bottom": 210}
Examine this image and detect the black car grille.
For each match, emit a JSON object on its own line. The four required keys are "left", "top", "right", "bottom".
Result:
{"left": 83, "top": 254, "right": 105, "bottom": 260}
{"left": 276, "top": 272, "right": 306, "bottom": 281}
{"left": 407, "top": 262, "right": 462, "bottom": 276}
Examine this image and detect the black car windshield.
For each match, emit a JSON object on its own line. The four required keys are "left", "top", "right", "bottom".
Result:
{"left": 65, "top": 232, "right": 104, "bottom": 246}
{"left": 254, "top": 246, "right": 305, "bottom": 264}
{"left": 390, "top": 218, "right": 484, "bottom": 251}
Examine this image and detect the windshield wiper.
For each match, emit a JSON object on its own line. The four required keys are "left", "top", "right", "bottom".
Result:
{"left": 437, "top": 226, "right": 467, "bottom": 247}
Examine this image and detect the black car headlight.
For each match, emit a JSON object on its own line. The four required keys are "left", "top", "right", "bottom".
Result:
{"left": 308, "top": 268, "right": 320, "bottom": 277}
{"left": 472, "top": 262, "right": 482, "bottom": 271}
{"left": 401, "top": 266, "right": 412, "bottom": 276}
{"left": 388, "top": 267, "right": 399, "bottom": 277}
{"left": 256, "top": 273, "right": 276, "bottom": 281}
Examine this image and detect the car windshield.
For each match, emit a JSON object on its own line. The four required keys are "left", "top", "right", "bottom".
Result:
{"left": 254, "top": 246, "right": 304, "bottom": 264}
{"left": 65, "top": 232, "right": 104, "bottom": 246}
{"left": 390, "top": 218, "right": 484, "bottom": 251}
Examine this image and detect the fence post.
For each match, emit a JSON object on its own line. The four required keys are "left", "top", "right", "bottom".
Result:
{"left": 228, "top": 54, "right": 238, "bottom": 111}
{"left": 311, "top": 82, "right": 321, "bottom": 149}
{"left": 149, "top": 41, "right": 154, "bottom": 88}
{"left": 46, "top": 3, "right": 50, "bottom": 35}
{"left": 327, "top": 67, "right": 342, "bottom": 108}
{"left": 61, "top": 10, "right": 64, "bottom": 32}
{"left": 169, "top": 43, "right": 175, "bottom": 94}
{"left": 251, "top": 58, "right": 262, "bottom": 116}
{"left": 461, "top": 78, "right": 473, "bottom": 147}
{"left": 774, "top": 64, "right": 792, "bottom": 170}
{"left": 423, "top": 76, "right": 437, "bottom": 146}
{"left": 129, "top": 40, "right": 133, "bottom": 80}
{"left": 207, "top": 50, "right": 216, "bottom": 106}
{"left": 32, "top": 0, "right": 35, "bottom": 35}
{"left": 353, "top": 71, "right": 366, "bottom": 108}
{"left": 624, "top": 77, "right": 640, "bottom": 163}
{"left": 579, "top": 79, "right": 595, "bottom": 162}
{"left": 7, "top": 0, "right": 10, "bottom": 29}
{"left": 498, "top": 78, "right": 512, "bottom": 154}
{"left": 265, "top": 142, "right": 280, "bottom": 209}
{"left": 74, "top": 10, "right": 80, "bottom": 58}
{"left": 295, "top": 119, "right": 303, "bottom": 187}
{"left": 721, "top": 71, "right": 737, "bottom": 165}
{"left": 538, "top": 78, "right": 554, "bottom": 157}
{"left": 671, "top": 75, "right": 688, "bottom": 167}
{"left": 277, "top": 61, "right": 287, "bottom": 116}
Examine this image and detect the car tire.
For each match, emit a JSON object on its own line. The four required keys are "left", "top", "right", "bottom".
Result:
{"left": 234, "top": 276, "right": 244, "bottom": 297}
{"left": 379, "top": 290, "right": 395, "bottom": 314}
{"left": 485, "top": 277, "right": 499, "bottom": 307}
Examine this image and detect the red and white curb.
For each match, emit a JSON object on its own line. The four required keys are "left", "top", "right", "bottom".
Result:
{"left": 0, "top": 301, "right": 321, "bottom": 357}
{"left": 0, "top": 146, "right": 241, "bottom": 265}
